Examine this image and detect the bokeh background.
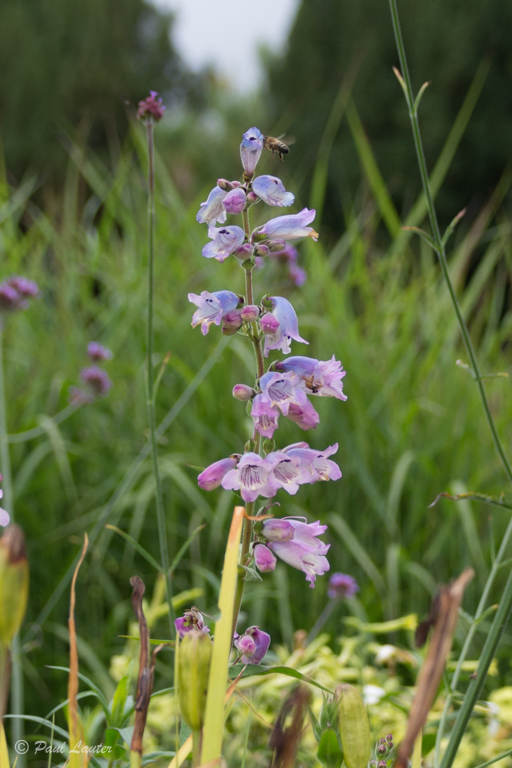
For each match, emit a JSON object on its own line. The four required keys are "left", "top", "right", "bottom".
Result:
{"left": 2, "top": 0, "right": 512, "bottom": 735}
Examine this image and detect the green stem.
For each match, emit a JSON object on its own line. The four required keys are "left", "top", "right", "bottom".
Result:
{"left": 0, "top": 328, "right": 24, "bottom": 765}
{"left": 192, "top": 729, "right": 201, "bottom": 767}
{"left": 388, "top": 0, "right": 512, "bottom": 486}
{"left": 145, "top": 121, "right": 175, "bottom": 637}
{"left": 387, "top": 3, "right": 512, "bottom": 765}
{"left": 0, "top": 644, "right": 10, "bottom": 719}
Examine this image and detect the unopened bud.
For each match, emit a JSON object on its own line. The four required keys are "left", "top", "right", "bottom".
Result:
{"left": 378, "top": 762, "right": 387, "bottom": 768}
{"left": 267, "top": 240, "right": 287, "bottom": 252}
{"left": 262, "top": 438, "right": 275, "bottom": 455}
{"left": 222, "top": 310, "right": 243, "bottom": 336}
{"left": 223, "top": 188, "right": 246, "bottom": 215}
{"left": 244, "top": 439, "right": 256, "bottom": 453}
{"left": 217, "top": 178, "right": 234, "bottom": 191}
{"left": 246, "top": 190, "right": 259, "bottom": 204}
{"left": 240, "top": 305, "right": 260, "bottom": 322}
{"left": 178, "top": 630, "right": 212, "bottom": 731}
{"left": 0, "top": 526, "right": 29, "bottom": 647}
{"left": 234, "top": 244, "right": 254, "bottom": 260}
{"left": 233, "top": 384, "right": 254, "bottom": 401}
{"left": 260, "top": 314, "right": 279, "bottom": 334}
{"left": 386, "top": 734, "right": 393, "bottom": 742}
{"left": 377, "top": 744, "right": 387, "bottom": 754}
{"left": 254, "top": 244, "right": 270, "bottom": 257}
{"left": 261, "top": 294, "right": 273, "bottom": 309}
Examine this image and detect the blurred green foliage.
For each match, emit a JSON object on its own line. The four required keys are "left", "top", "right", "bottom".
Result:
{"left": 266, "top": 0, "right": 512, "bottom": 236}
{"left": 0, "top": 0, "right": 204, "bottom": 182}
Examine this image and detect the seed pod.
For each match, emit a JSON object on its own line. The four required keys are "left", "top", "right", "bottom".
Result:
{"left": 178, "top": 630, "right": 212, "bottom": 731}
{"left": 0, "top": 526, "right": 29, "bottom": 647}
{"left": 336, "top": 684, "right": 371, "bottom": 768}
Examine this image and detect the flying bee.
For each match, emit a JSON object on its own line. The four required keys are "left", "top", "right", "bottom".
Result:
{"left": 263, "top": 134, "right": 291, "bottom": 161}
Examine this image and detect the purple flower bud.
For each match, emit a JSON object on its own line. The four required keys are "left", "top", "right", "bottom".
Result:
{"left": 198, "top": 456, "right": 240, "bottom": 491}
{"left": 328, "top": 573, "right": 359, "bottom": 599}
{"left": 202, "top": 226, "right": 246, "bottom": 263}
{"left": 378, "top": 745, "right": 387, "bottom": 755}
{"left": 246, "top": 190, "right": 259, "bottom": 204}
{"left": 268, "top": 240, "right": 287, "bottom": 252}
{"left": 0, "top": 284, "right": 21, "bottom": 312}
{"left": 254, "top": 244, "right": 270, "bottom": 257}
{"left": 234, "top": 243, "right": 254, "bottom": 260}
{"left": 0, "top": 484, "right": 9, "bottom": 527}
{"left": 240, "top": 305, "right": 259, "bottom": 323}
{"left": 253, "top": 543, "right": 277, "bottom": 572}
{"left": 260, "top": 314, "right": 280, "bottom": 334}
{"left": 7, "top": 276, "right": 39, "bottom": 297}
{"left": 252, "top": 176, "right": 295, "bottom": 207}
{"left": 87, "top": 342, "right": 113, "bottom": 362}
{"left": 262, "top": 519, "right": 294, "bottom": 542}
{"left": 80, "top": 366, "right": 112, "bottom": 397}
{"left": 196, "top": 186, "right": 228, "bottom": 226}
{"left": 234, "top": 625, "right": 270, "bottom": 664}
{"left": 240, "top": 127, "right": 264, "bottom": 176}
{"left": 137, "top": 91, "right": 165, "bottom": 122}
{"left": 378, "top": 762, "right": 387, "bottom": 768}
{"left": 188, "top": 290, "right": 241, "bottom": 335}
{"left": 233, "top": 384, "right": 254, "bottom": 401}
{"left": 386, "top": 734, "right": 394, "bottom": 742}
{"left": 222, "top": 188, "right": 246, "bottom": 215}
{"left": 255, "top": 208, "right": 319, "bottom": 242}
{"left": 222, "top": 310, "right": 243, "bottom": 335}
{"left": 174, "top": 607, "right": 210, "bottom": 638}
{"left": 217, "top": 179, "right": 235, "bottom": 191}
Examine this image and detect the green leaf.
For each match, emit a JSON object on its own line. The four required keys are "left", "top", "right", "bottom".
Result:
{"left": 169, "top": 525, "right": 206, "bottom": 575}
{"left": 240, "top": 565, "right": 263, "bottom": 582}
{"left": 179, "top": 720, "right": 192, "bottom": 748}
{"left": 317, "top": 728, "right": 343, "bottom": 768}
{"left": 254, "top": 666, "right": 334, "bottom": 694}
{"left": 401, "top": 226, "right": 439, "bottom": 253}
{"left": 307, "top": 704, "right": 323, "bottom": 743}
{"left": 109, "top": 675, "right": 130, "bottom": 727}
{"left": 105, "top": 525, "right": 162, "bottom": 572}
{"left": 46, "top": 666, "right": 110, "bottom": 713}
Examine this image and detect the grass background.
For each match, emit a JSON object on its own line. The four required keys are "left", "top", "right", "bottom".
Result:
{"left": 3, "top": 92, "right": 512, "bottom": 722}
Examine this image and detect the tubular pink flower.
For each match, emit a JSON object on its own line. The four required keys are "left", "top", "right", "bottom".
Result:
{"left": 275, "top": 356, "right": 347, "bottom": 400}
{"left": 258, "top": 371, "right": 307, "bottom": 416}
{"left": 196, "top": 186, "right": 228, "bottom": 226}
{"left": 251, "top": 396, "right": 280, "bottom": 439}
{"left": 252, "top": 176, "right": 295, "bottom": 207}
{"left": 260, "top": 314, "right": 280, "bottom": 334}
{"left": 240, "top": 304, "right": 260, "bottom": 322}
{"left": 286, "top": 400, "right": 320, "bottom": 431}
{"left": 240, "top": 127, "right": 264, "bottom": 175}
{"left": 262, "top": 296, "right": 308, "bottom": 357}
{"left": 266, "top": 451, "right": 314, "bottom": 495}
{"left": 198, "top": 456, "right": 240, "bottom": 491}
{"left": 202, "top": 226, "right": 246, "bottom": 262}
{"left": 222, "top": 187, "right": 247, "bottom": 215}
{"left": 253, "top": 543, "right": 277, "bottom": 572}
{"left": 255, "top": 208, "right": 319, "bottom": 242}
{"left": 221, "top": 452, "right": 277, "bottom": 502}
{"left": 265, "top": 517, "right": 330, "bottom": 587}
{"left": 188, "top": 290, "right": 241, "bottom": 336}
{"left": 282, "top": 443, "right": 342, "bottom": 482}
{"left": 234, "top": 626, "right": 270, "bottom": 664}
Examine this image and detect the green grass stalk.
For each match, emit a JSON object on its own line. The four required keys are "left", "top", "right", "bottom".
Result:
{"left": 387, "top": 2, "right": 512, "bottom": 764}
{"left": 144, "top": 120, "right": 174, "bottom": 636}
{"left": 0, "top": 327, "right": 25, "bottom": 767}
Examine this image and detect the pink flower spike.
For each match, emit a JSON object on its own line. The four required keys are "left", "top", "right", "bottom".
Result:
{"left": 265, "top": 517, "right": 330, "bottom": 588}
{"left": 87, "top": 342, "right": 113, "bottom": 362}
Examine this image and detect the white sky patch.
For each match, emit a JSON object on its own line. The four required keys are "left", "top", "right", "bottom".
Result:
{"left": 149, "top": 0, "right": 299, "bottom": 92}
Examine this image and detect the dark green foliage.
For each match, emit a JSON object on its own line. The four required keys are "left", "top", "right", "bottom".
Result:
{"left": 0, "top": 0, "right": 203, "bottom": 180}
{"left": 267, "top": 0, "right": 512, "bottom": 233}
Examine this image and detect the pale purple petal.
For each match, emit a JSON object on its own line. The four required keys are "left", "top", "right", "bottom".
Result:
{"left": 285, "top": 400, "right": 320, "bottom": 431}
{"left": 240, "top": 127, "right": 264, "bottom": 175}
{"left": 0, "top": 508, "right": 9, "bottom": 526}
{"left": 253, "top": 543, "right": 277, "bottom": 572}
{"left": 222, "top": 188, "right": 247, "bottom": 215}
{"left": 198, "top": 456, "right": 239, "bottom": 491}
{"left": 221, "top": 453, "right": 277, "bottom": 502}
{"left": 189, "top": 290, "right": 240, "bottom": 335}
{"left": 251, "top": 396, "right": 280, "bottom": 439}
{"left": 262, "top": 296, "right": 308, "bottom": 357}
{"left": 196, "top": 186, "right": 228, "bottom": 226}
{"left": 235, "top": 626, "right": 270, "bottom": 664}
{"left": 276, "top": 356, "right": 347, "bottom": 400}
{"left": 256, "top": 208, "right": 319, "bottom": 241}
{"left": 259, "top": 371, "right": 307, "bottom": 416}
{"left": 261, "top": 519, "right": 294, "bottom": 542}
{"left": 202, "top": 226, "right": 246, "bottom": 263}
{"left": 252, "top": 176, "right": 295, "bottom": 207}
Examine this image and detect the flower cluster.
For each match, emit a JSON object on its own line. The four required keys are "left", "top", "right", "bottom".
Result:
{"left": 0, "top": 276, "right": 39, "bottom": 315}
{"left": 174, "top": 608, "right": 270, "bottom": 665}
{"left": 137, "top": 91, "right": 165, "bottom": 123}
{"left": 69, "top": 342, "right": 113, "bottom": 405}
{"left": 328, "top": 572, "right": 359, "bottom": 599}
{"left": 191, "top": 127, "right": 348, "bottom": 592}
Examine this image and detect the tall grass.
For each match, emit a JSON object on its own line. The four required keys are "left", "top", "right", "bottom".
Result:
{"left": 1, "top": 105, "right": 511, "bottom": 723}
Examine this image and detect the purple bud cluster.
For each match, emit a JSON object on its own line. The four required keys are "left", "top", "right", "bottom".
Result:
{"left": 174, "top": 608, "right": 270, "bottom": 665}
{"left": 69, "top": 341, "right": 113, "bottom": 405}
{"left": 137, "top": 91, "right": 165, "bottom": 123}
{"left": 370, "top": 734, "right": 395, "bottom": 768}
{"left": 0, "top": 276, "right": 39, "bottom": 314}
{"left": 190, "top": 127, "right": 351, "bottom": 593}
